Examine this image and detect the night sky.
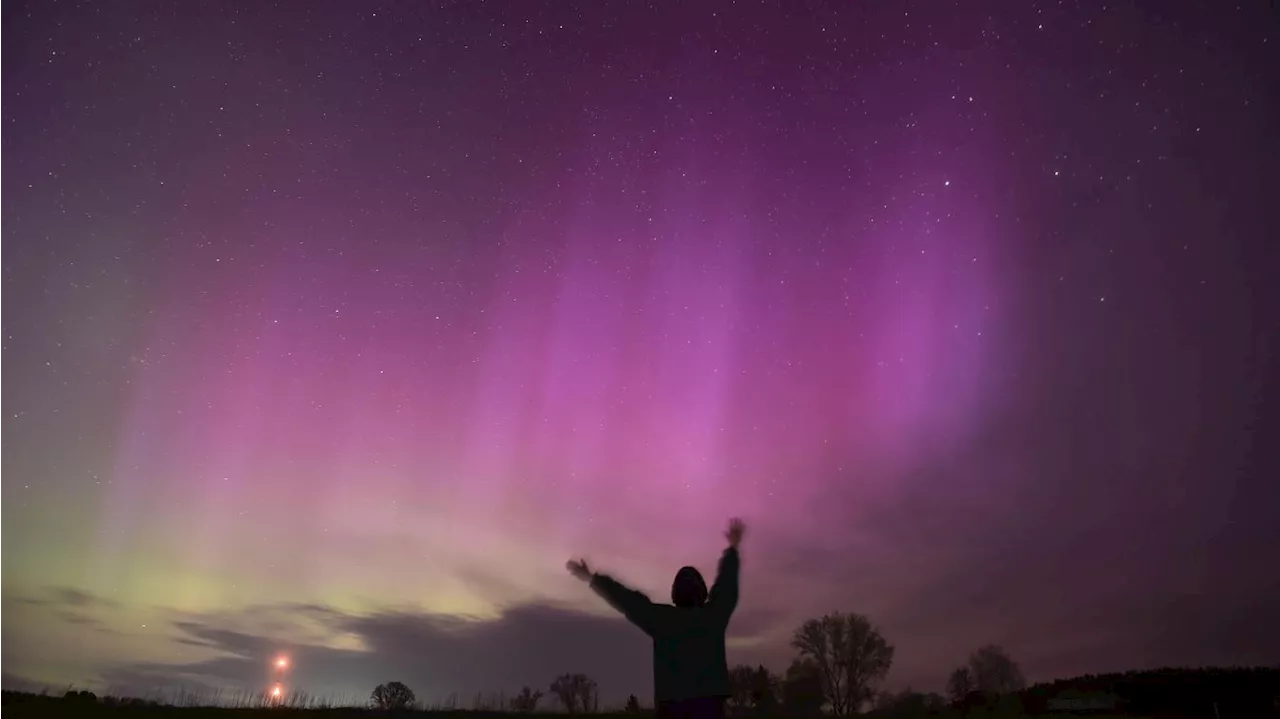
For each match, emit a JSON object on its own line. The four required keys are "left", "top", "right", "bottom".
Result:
{"left": 3, "top": 0, "right": 1279, "bottom": 705}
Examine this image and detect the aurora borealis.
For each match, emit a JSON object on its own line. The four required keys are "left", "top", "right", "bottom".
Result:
{"left": 3, "top": 0, "right": 1278, "bottom": 705}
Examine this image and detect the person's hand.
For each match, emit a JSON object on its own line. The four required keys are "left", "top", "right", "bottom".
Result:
{"left": 566, "top": 558, "right": 593, "bottom": 582}
{"left": 726, "top": 517, "right": 745, "bottom": 548}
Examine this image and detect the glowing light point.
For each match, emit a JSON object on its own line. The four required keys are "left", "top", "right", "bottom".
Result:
{"left": 275, "top": 656, "right": 289, "bottom": 670}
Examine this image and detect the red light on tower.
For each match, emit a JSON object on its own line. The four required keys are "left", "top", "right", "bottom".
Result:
{"left": 268, "top": 654, "right": 290, "bottom": 705}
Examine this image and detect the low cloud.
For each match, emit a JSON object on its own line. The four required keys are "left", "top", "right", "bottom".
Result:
{"left": 0, "top": 672, "right": 49, "bottom": 694}
{"left": 86, "top": 593, "right": 788, "bottom": 705}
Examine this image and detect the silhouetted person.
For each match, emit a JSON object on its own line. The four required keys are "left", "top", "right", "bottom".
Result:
{"left": 567, "top": 518, "right": 744, "bottom": 719}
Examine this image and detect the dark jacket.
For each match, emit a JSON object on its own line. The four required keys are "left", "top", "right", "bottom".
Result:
{"left": 590, "top": 547, "right": 740, "bottom": 703}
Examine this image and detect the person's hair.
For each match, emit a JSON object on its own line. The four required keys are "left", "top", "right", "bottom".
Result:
{"left": 671, "top": 566, "right": 708, "bottom": 607}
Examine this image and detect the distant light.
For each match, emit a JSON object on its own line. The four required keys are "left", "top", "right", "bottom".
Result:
{"left": 271, "top": 685, "right": 283, "bottom": 698}
{"left": 275, "top": 656, "right": 289, "bottom": 669}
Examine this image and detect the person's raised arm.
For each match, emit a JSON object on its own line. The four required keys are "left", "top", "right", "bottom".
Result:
{"left": 708, "top": 518, "right": 743, "bottom": 620}
{"left": 566, "top": 558, "right": 657, "bottom": 636}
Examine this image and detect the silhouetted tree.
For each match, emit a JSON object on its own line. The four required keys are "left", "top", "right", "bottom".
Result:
{"left": 780, "top": 659, "right": 826, "bottom": 717}
{"left": 967, "top": 644, "right": 1025, "bottom": 695}
{"left": 872, "top": 688, "right": 947, "bottom": 716}
{"left": 625, "top": 694, "right": 642, "bottom": 713}
{"left": 63, "top": 690, "right": 97, "bottom": 704}
{"left": 791, "top": 612, "right": 895, "bottom": 715}
{"left": 1014, "top": 666, "right": 1278, "bottom": 717}
{"left": 510, "top": 686, "right": 543, "bottom": 712}
{"left": 947, "top": 666, "right": 974, "bottom": 705}
{"left": 728, "top": 663, "right": 781, "bottom": 715}
{"left": 955, "top": 690, "right": 988, "bottom": 715}
{"left": 370, "top": 681, "right": 416, "bottom": 710}
{"left": 728, "top": 664, "right": 757, "bottom": 713}
{"left": 550, "top": 673, "right": 598, "bottom": 713}
{"left": 102, "top": 697, "right": 161, "bottom": 708}
{"left": 550, "top": 674, "right": 576, "bottom": 713}
{"left": 750, "top": 664, "right": 780, "bottom": 714}
{"left": 992, "top": 692, "right": 1025, "bottom": 717}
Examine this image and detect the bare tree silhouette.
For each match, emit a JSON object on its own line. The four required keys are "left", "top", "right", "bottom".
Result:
{"left": 510, "top": 686, "right": 543, "bottom": 712}
{"left": 550, "top": 673, "right": 598, "bottom": 713}
{"left": 947, "top": 666, "right": 974, "bottom": 704}
{"left": 780, "top": 659, "right": 826, "bottom": 717}
{"left": 967, "top": 644, "right": 1026, "bottom": 695}
{"left": 791, "top": 612, "right": 894, "bottom": 716}
{"left": 370, "top": 681, "right": 416, "bottom": 710}
{"left": 728, "top": 664, "right": 758, "bottom": 713}
{"left": 728, "top": 664, "right": 780, "bottom": 716}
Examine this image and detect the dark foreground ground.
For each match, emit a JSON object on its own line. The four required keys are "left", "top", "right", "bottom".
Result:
{"left": 0, "top": 693, "right": 1156, "bottom": 719}
{"left": 0, "top": 693, "right": 1182, "bottom": 719}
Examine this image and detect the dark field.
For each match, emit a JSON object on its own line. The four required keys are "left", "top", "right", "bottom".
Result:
{"left": 0, "top": 693, "right": 1214, "bottom": 719}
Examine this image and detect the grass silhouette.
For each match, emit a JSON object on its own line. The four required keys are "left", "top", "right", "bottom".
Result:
{"left": 0, "top": 689, "right": 1149, "bottom": 719}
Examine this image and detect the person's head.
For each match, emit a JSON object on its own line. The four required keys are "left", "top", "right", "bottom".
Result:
{"left": 671, "top": 566, "right": 707, "bottom": 607}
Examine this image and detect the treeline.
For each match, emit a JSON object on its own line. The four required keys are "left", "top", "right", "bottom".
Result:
{"left": 7, "top": 665, "right": 1280, "bottom": 716}
{"left": 1019, "top": 666, "right": 1280, "bottom": 716}
{"left": 9, "top": 607, "right": 1278, "bottom": 717}
{"left": 722, "top": 635, "right": 1026, "bottom": 717}
{"left": 355, "top": 611, "right": 901, "bottom": 715}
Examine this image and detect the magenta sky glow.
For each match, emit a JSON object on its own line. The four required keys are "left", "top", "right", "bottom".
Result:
{"left": 4, "top": 0, "right": 1278, "bottom": 705}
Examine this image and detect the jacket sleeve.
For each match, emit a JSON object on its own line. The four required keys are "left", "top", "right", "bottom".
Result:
{"left": 590, "top": 574, "right": 657, "bottom": 636}
{"left": 708, "top": 546, "right": 740, "bottom": 621}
